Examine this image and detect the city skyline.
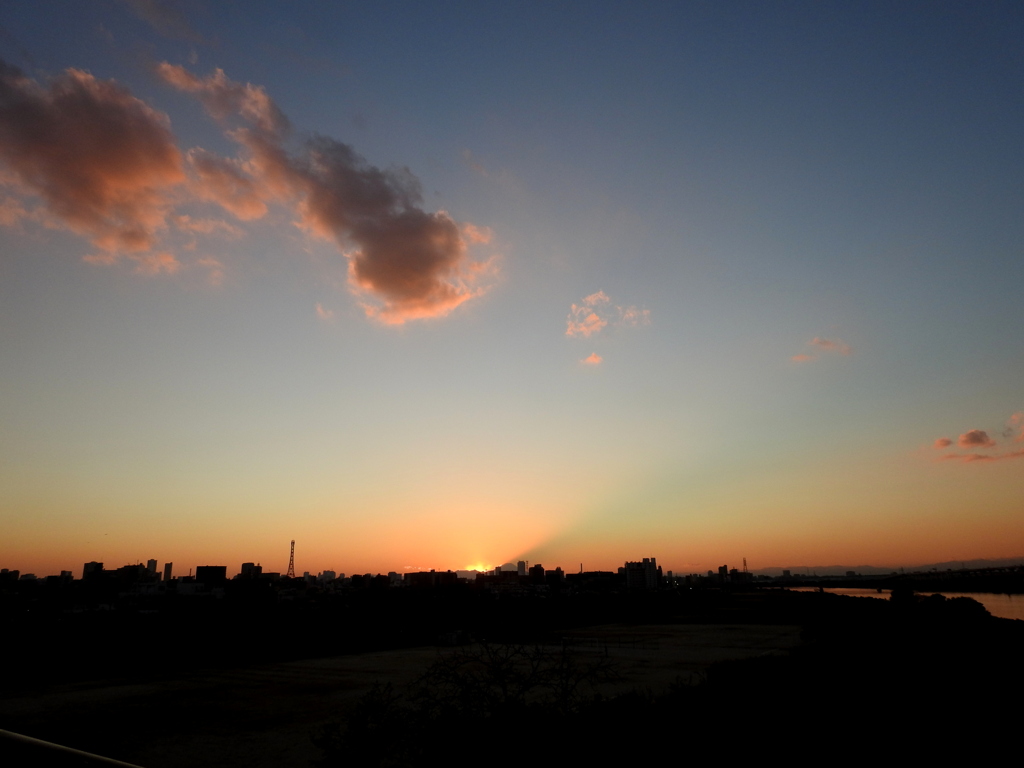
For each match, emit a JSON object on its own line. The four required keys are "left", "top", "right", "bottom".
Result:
{"left": 2, "top": 3, "right": 1023, "bottom": 579}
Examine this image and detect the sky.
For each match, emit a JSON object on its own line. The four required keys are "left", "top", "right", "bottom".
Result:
{"left": 1, "top": 1, "right": 1022, "bottom": 578}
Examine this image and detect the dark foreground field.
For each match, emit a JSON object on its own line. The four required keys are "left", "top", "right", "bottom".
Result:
{"left": 2, "top": 588, "right": 1021, "bottom": 765}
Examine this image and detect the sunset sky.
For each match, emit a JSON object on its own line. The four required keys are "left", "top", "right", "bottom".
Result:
{"left": 2, "top": 2, "right": 1022, "bottom": 578}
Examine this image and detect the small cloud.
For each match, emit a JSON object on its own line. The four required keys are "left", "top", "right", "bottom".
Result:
{"left": 566, "top": 310, "right": 607, "bottom": 338}
{"left": 1003, "top": 411, "right": 1024, "bottom": 441}
{"left": 810, "top": 337, "right": 853, "bottom": 355}
{"left": 933, "top": 437, "right": 952, "bottom": 449}
{"left": 618, "top": 305, "right": 650, "bottom": 327}
{"left": 581, "top": 352, "right": 602, "bottom": 366}
{"left": 461, "top": 148, "right": 487, "bottom": 177}
{"left": 315, "top": 303, "right": 334, "bottom": 321}
{"left": 957, "top": 429, "right": 995, "bottom": 449}
{"left": 565, "top": 290, "right": 648, "bottom": 338}
{"left": 792, "top": 335, "right": 852, "bottom": 362}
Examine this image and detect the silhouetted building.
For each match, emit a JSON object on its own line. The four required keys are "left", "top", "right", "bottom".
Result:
{"left": 517, "top": 560, "right": 527, "bottom": 576}
{"left": 239, "top": 562, "right": 262, "bottom": 579}
{"left": 83, "top": 561, "right": 103, "bottom": 579}
{"left": 195, "top": 566, "right": 227, "bottom": 585}
{"left": 624, "top": 558, "right": 661, "bottom": 590}
{"left": 147, "top": 559, "right": 158, "bottom": 576}
{"left": 163, "top": 562, "right": 173, "bottom": 581}
{"left": 406, "top": 570, "right": 458, "bottom": 588}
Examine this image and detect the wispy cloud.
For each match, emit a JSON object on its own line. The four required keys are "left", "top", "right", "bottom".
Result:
{"left": 941, "top": 450, "right": 1024, "bottom": 464}
{"left": 933, "top": 437, "right": 952, "bottom": 449}
{"left": 119, "top": 0, "right": 204, "bottom": 43}
{"left": 790, "top": 354, "right": 815, "bottom": 363}
{"left": 810, "top": 337, "right": 852, "bottom": 355}
{"left": 315, "top": 303, "right": 334, "bottom": 321}
{"left": 581, "top": 352, "right": 602, "bottom": 366}
{"left": 155, "top": 64, "right": 288, "bottom": 135}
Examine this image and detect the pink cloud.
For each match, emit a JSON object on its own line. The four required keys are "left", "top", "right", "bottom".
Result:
{"left": 155, "top": 63, "right": 288, "bottom": 135}
{"left": 0, "top": 60, "right": 185, "bottom": 254}
{"left": 566, "top": 310, "right": 607, "bottom": 338}
{"left": 790, "top": 354, "right": 816, "bottom": 363}
{"left": 462, "top": 223, "right": 492, "bottom": 244}
{"left": 957, "top": 429, "right": 995, "bottom": 448}
{"left": 933, "top": 437, "right": 952, "bottom": 449}
{"left": 565, "top": 291, "right": 649, "bottom": 338}
{"left": 581, "top": 352, "right": 602, "bottom": 365}
{"left": 160, "top": 64, "right": 496, "bottom": 325}
{"left": 315, "top": 303, "right": 334, "bottom": 321}
{"left": 186, "top": 149, "right": 268, "bottom": 221}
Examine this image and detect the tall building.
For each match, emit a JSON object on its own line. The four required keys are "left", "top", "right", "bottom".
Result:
{"left": 163, "top": 562, "right": 173, "bottom": 581}
{"left": 146, "top": 559, "right": 158, "bottom": 575}
{"left": 624, "top": 557, "right": 661, "bottom": 590}
{"left": 240, "top": 562, "right": 262, "bottom": 579}
{"left": 83, "top": 561, "right": 103, "bottom": 579}
{"left": 517, "top": 561, "right": 527, "bottom": 576}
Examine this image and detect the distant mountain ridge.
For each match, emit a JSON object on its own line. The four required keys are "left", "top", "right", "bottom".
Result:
{"left": 754, "top": 556, "right": 1024, "bottom": 577}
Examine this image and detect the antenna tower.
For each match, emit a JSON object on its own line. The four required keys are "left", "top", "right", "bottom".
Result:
{"left": 743, "top": 557, "right": 748, "bottom": 573}
{"left": 286, "top": 540, "right": 295, "bottom": 578}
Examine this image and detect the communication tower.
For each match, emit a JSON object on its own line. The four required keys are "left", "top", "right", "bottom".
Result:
{"left": 286, "top": 540, "right": 295, "bottom": 578}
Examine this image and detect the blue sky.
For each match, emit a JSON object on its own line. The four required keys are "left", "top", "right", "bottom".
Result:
{"left": 1, "top": 1, "right": 1022, "bottom": 577}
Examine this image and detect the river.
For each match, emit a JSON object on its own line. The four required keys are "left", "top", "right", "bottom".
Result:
{"left": 787, "top": 587, "right": 1024, "bottom": 621}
